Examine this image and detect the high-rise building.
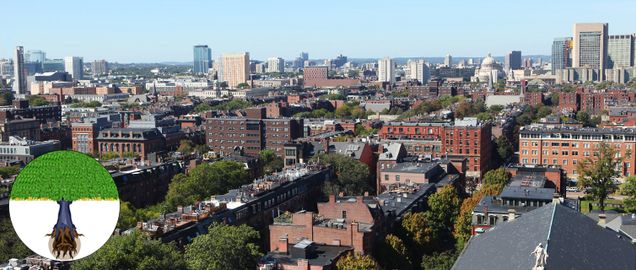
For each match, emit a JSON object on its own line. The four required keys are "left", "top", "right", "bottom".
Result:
{"left": 552, "top": 37, "right": 573, "bottom": 74}
{"left": 607, "top": 34, "right": 634, "bottom": 68}
{"left": 28, "top": 50, "right": 46, "bottom": 65}
{"left": 444, "top": 54, "right": 453, "bottom": 67}
{"left": 572, "top": 23, "right": 608, "bottom": 72}
{"left": 91, "top": 60, "right": 109, "bottom": 76}
{"left": 377, "top": 57, "right": 394, "bottom": 83}
{"left": 504, "top": 51, "right": 522, "bottom": 70}
{"left": 64, "top": 56, "right": 83, "bottom": 81}
{"left": 193, "top": 45, "right": 212, "bottom": 74}
{"left": 222, "top": 52, "right": 250, "bottom": 88}
{"left": 407, "top": 59, "right": 430, "bottom": 83}
{"left": 267, "top": 57, "right": 285, "bottom": 73}
{"left": 0, "top": 59, "right": 13, "bottom": 78}
{"left": 333, "top": 54, "right": 347, "bottom": 68}
{"left": 300, "top": 52, "right": 309, "bottom": 61}
{"left": 13, "top": 46, "right": 27, "bottom": 95}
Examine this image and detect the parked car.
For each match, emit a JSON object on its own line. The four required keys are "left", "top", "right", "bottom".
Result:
{"left": 566, "top": 186, "right": 579, "bottom": 192}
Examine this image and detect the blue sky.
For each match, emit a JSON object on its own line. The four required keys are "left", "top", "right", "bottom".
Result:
{"left": 2, "top": 0, "right": 635, "bottom": 63}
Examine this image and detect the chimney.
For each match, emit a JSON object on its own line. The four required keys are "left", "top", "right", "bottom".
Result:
{"left": 507, "top": 209, "right": 516, "bottom": 221}
{"left": 338, "top": 192, "right": 344, "bottom": 198}
{"left": 363, "top": 191, "right": 369, "bottom": 197}
{"left": 278, "top": 237, "right": 289, "bottom": 253}
{"left": 552, "top": 193, "right": 561, "bottom": 204}
{"left": 598, "top": 213, "right": 606, "bottom": 227}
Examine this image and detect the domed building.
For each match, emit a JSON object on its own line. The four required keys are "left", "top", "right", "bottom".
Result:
{"left": 472, "top": 53, "right": 504, "bottom": 85}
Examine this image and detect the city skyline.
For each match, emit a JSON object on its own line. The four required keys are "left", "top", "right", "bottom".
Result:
{"left": 2, "top": 0, "right": 636, "bottom": 62}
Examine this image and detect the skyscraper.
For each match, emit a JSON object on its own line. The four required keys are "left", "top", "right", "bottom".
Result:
{"left": 504, "top": 51, "right": 522, "bottom": 70}
{"left": 552, "top": 37, "right": 573, "bottom": 74}
{"left": 193, "top": 45, "right": 212, "bottom": 74}
{"left": 407, "top": 59, "right": 430, "bottom": 84}
{"left": 64, "top": 56, "right": 83, "bottom": 81}
{"left": 222, "top": 52, "right": 250, "bottom": 88}
{"left": 300, "top": 52, "right": 309, "bottom": 61}
{"left": 444, "top": 54, "right": 452, "bottom": 67}
{"left": 91, "top": 60, "right": 109, "bottom": 76}
{"left": 267, "top": 57, "right": 285, "bottom": 73}
{"left": 572, "top": 23, "right": 608, "bottom": 72}
{"left": 28, "top": 50, "right": 46, "bottom": 65}
{"left": 607, "top": 34, "right": 634, "bottom": 68}
{"left": 333, "top": 54, "right": 347, "bottom": 68}
{"left": 377, "top": 57, "right": 394, "bottom": 83}
{"left": 13, "top": 46, "right": 27, "bottom": 95}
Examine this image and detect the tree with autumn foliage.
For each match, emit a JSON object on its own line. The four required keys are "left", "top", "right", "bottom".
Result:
{"left": 577, "top": 143, "right": 621, "bottom": 212}
{"left": 336, "top": 253, "right": 378, "bottom": 270}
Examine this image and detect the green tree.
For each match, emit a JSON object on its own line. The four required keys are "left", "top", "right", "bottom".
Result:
{"left": 421, "top": 251, "right": 457, "bottom": 270}
{"left": 28, "top": 95, "right": 50, "bottom": 106}
{"left": 401, "top": 212, "right": 439, "bottom": 253}
{"left": 336, "top": 253, "right": 378, "bottom": 270}
{"left": 481, "top": 168, "right": 511, "bottom": 188}
{"left": 0, "top": 217, "right": 31, "bottom": 262}
{"left": 428, "top": 185, "right": 461, "bottom": 231}
{"left": 0, "top": 92, "right": 14, "bottom": 106}
{"left": 236, "top": 82, "right": 250, "bottom": 89}
{"left": 259, "top": 149, "right": 284, "bottom": 175}
{"left": 185, "top": 223, "right": 261, "bottom": 270}
{"left": 622, "top": 176, "right": 636, "bottom": 212}
{"left": 177, "top": 139, "right": 194, "bottom": 153}
{"left": 71, "top": 232, "right": 186, "bottom": 270}
{"left": 164, "top": 161, "right": 249, "bottom": 210}
{"left": 378, "top": 234, "right": 412, "bottom": 270}
{"left": 577, "top": 143, "right": 621, "bottom": 212}
{"left": 118, "top": 201, "right": 137, "bottom": 229}
{"left": 311, "top": 153, "right": 373, "bottom": 195}
{"left": 495, "top": 136, "right": 513, "bottom": 162}
{"left": 194, "top": 103, "right": 213, "bottom": 113}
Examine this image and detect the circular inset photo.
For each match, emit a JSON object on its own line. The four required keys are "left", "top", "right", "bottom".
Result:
{"left": 9, "top": 150, "right": 119, "bottom": 261}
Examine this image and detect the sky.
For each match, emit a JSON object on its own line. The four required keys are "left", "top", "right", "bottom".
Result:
{"left": 2, "top": 0, "right": 636, "bottom": 63}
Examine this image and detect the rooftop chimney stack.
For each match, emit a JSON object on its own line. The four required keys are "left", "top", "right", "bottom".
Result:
{"left": 508, "top": 209, "right": 516, "bottom": 221}
{"left": 598, "top": 213, "right": 607, "bottom": 227}
{"left": 552, "top": 193, "right": 561, "bottom": 204}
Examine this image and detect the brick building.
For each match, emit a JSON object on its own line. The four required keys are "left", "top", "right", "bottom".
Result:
{"left": 519, "top": 125, "right": 636, "bottom": 178}
{"left": 96, "top": 128, "right": 164, "bottom": 158}
{"left": 558, "top": 92, "right": 579, "bottom": 113}
{"left": 205, "top": 108, "right": 304, "bottom": 157}
{"left": 378, "top": 118, "right": 493, "bottom": 177}
{"left": 71, "top": 116, "right": 113, "bottom": 154}
{"left": 269, "top": 195, "right": 378, "bottom": 255}
{"left": 524, "top": 92, "right": 544, "bottom": 107}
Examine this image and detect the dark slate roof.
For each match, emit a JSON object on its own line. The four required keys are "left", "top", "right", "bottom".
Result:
{"left": 381, "top": 162, "right": 438, "bottom": 174}
{"left": 499, "top": 186, "right": 555, "bottom": 201}
{"left": 453, "top": 203, "right": 636, "bottom": 270}
{"left": 261, "top": 244, "right": 352, "bottom": 267}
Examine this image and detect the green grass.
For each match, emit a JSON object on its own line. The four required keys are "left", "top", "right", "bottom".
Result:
{"left": 579, "top": 199, "right": 624, "bottom": 214}
{"left": 10, "top": 151, "right": 119, "bottom": 201}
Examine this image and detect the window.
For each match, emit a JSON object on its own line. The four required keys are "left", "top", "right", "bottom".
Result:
{"left": 553, "top": 159, "right": 558, "bottom": 164}
{"left": 342, "top": 211, "right": 347, "bottom": 219}
{"left": 395, "top": 175, "right": 400, "bottom": 182}
{"left": 563, "top": 160, "right": 568, "bottom": 165}
{"left": 384, "top": 174, "right": 389, "bottom": 181}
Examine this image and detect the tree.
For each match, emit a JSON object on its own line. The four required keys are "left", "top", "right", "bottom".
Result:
{"left": 71, "top": 232, "right": 186, "bottom": 270}
{"left": 481, "top": 168, "right": 511, "bottom": 188}
{"left": 622, "top": 176, "right": 636, "bottom": 212}
{"left": 421, "top": 251, "right": 457, "bottom": 270}
{"left": 118, "top": 201, "right": 137, "bottom": 229}
{"left": 164, "top": 161, "right": 249, "bottom": 210}
{"left": 378, "top": 234, "right": 412, "bottom": 270}
{"left": 259, "top": 149, "right": 283, "bottom": 175}
{"left": 311, "top": 153, "right": 373, "bottom": 195}
{"left": 577, "top": 143, "right": 621, "bottom": 212}
{"left": 194, "top": 103, "right": 212, "bottom": 113}
{"left": 0, "top": 92, "right": 14, "bottom": 106}
{"left": 236, "top": 82, "right": 250, "bottom": 89}
{"left": 427, "top": 185, "right": 461, "bottom": 232}
{"left": 336, "top": 253, "right": 378, "bottom": 270}
{"left": 27, "top": 95, "right": 49, "bottom": 106}
{"left": 401, "top": 212, "right": 439, "bottom": 253}
{"left": 0, "top": 217, "right": 31, "bottom": 262}
{"left": 185, "top": 223, "right": 261, "bottom": 270}
{"left": 495, "top": 136, "right": 513, "bottom": 162}
{"left": 177, "top": 139, "right": 194, "bottom": 153}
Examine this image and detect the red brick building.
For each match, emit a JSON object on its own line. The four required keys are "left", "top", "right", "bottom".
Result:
{"left": 524, "top": 92, "right": 544, "bottom": 107}
{"left": 519, "top": 125, "right": 636, "bottom": 178}
{"left": 269, "top": 195, "right": 377, "bottom": 255}
{"left": 378, "top": 119, "right": 493, "bottom": 177}
{"left": 71, "top": 116, "right": 113, "bottom": 154}
{"left": 96, "top": 128, "right": 164, "bottom": 158}
{"left": 558, "top": 92, "right": 579, "bottom": 113}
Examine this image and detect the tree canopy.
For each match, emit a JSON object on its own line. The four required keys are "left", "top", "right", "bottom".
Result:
{"left": 164, "top": 160, "right": 249, "bottom": 210}
{"left": 311, "top": 153, "right": 373, "bottom": 195}
{"left": 259, "top": 150, "right": 284, "bottom": 175}
{"left": 577, "top": 143, "right": 621, "bottom": 211}
{"left": 184, "top": 223, "right": 262, "bottom": 270}
{"left": 622, "top": 176, "right": 636, "bottom": 213}
{"left": 0, "top": 217, "right": 31, "bottom": 262}
{"left": 336, "top": 253, "right": 378, "bottom": 270}
{"left": 70, "top": 232, "right": 186, "bottom": 270}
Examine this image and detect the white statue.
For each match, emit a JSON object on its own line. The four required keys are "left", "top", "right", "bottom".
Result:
{"left": 531, "top": 243, "right": 548, "bottom": 268}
